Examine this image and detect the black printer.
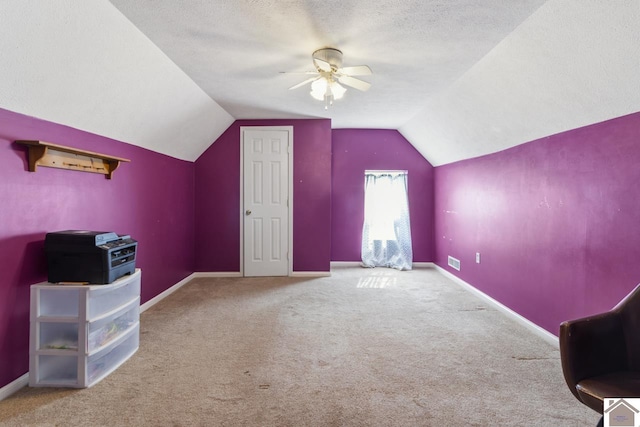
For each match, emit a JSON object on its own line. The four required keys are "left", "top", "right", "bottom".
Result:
{"left": 45, "top": 230, "right": 137, "bottom": 284}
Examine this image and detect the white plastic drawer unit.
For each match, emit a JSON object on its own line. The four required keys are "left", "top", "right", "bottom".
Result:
{"left": 29, "top": 269, "right": 141, "bottom": 388}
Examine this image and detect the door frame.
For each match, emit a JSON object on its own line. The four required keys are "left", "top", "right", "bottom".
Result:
{"left": 239, "top": 126, "right": 294, "bottom": 276}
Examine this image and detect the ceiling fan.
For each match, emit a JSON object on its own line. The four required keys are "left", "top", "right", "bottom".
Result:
{"left": 284, "top": 48, "right": 372, "bottom": 109}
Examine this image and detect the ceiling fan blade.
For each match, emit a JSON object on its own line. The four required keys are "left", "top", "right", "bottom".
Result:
{"left": 339, "top": 65, "right": 372, "bottom": 76}
{"left": 313, "top": 58, "right": 332, "bottom": 72}
{"left": 338, "top": 75, "right": 371, "bottom": 92}
{"left": 289, "top": 77, "right": 319, "bottom": 90}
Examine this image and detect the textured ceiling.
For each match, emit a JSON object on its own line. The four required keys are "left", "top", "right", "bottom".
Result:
{"left": 107, "top": 0, "right": 640, "bottom": 165}
{"left": 108, "top": 0, "right": 547, "bottom": 129}
{"left": 1, "top": 1, "right": 637, "bottom": 164}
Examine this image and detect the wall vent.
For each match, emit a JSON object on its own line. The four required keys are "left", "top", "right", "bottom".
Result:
{"left": 448, "top": 256, "right": 461, "bottom": 271}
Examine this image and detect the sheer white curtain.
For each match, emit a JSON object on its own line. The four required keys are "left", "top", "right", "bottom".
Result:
{"left": 361, "top": 171, "right": 413, "bottom": 270}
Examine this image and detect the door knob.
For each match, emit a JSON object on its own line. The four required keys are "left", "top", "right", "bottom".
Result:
{"left": 245, "top": 209, "right": 252, "bottom": 215}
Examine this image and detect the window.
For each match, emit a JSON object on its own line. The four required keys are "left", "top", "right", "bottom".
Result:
{"left": 361, "top": 171, "right": 413, "bottom": 270}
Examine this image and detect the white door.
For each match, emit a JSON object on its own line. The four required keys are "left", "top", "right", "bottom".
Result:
{"left": 242, "top": 128, "right": 291, "bottom": 276}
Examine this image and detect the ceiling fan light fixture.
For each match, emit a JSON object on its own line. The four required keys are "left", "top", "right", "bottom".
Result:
{"left": 310, "top": 78, "right": 327, "bottom": 101}
{"left": 310, "top": 78, "right": 346, "bottom": 107}
{"left": 330, "top": 81, "right": 346, "bottom": 100}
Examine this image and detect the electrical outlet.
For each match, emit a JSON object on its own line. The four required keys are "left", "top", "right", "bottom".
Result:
{"left": 476, "top": 252, "right": 481, "bottom": 264}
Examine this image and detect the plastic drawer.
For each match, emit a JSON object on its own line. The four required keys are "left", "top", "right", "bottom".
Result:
{"left": 35, "top": 354, "right": 78, "bottom": 385}
{"left": 38, "top": 288, "right": 81, "bottom": 317}
{"left": 88, "top": 276, "right": 140, "bottom": 319}
{"left": 87, "top": 324, "right": 139, "bottom": 385}
{"left": 87, "top": 300, "right": 139, "bottom": 352}
{"left": 38, "top": 322, "right": 79, "bottom": 351}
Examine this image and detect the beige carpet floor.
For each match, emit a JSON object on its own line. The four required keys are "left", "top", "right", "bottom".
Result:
{"left": 0, "top": 266, "right": 599, "bottom": 426}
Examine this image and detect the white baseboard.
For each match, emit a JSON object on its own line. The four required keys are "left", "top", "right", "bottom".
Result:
{"left": 0, "top": 373, "right": 28, "bottom": 402}
{"left": 195, "top": 271, "right": 331, "bottom": 278}
{"left": 434, "top": 265, "right": 559, "bottom": 347}
{"left": 191, "top": 272, "right": 242, "bottom": 278}
{"left": 330, "top": 261, "right": 362, "bottom": 268}
{"left": 290, "top": 271, "right": 331, "bottom": 277}
{"left": 412, "top": 262, "right": 435, "bottom": 269}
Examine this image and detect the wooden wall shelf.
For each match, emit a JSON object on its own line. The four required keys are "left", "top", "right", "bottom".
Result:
{"left": 16, "top": 140, "right": 130, "bottom": 180}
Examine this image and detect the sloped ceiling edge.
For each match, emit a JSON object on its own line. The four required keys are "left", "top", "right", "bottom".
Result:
{"left": 400, "top": 0, "right": 640, "bottom": 167}
{"left": 0, "top": 0, "right": 233, "bottom": 162}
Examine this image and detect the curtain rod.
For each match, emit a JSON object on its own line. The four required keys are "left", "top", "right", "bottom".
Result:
{"left": 364, "top": 170, "right": 408, "bottom": 175}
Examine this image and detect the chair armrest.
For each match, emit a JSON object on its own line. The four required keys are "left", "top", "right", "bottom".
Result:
{"left": 559, "top": 312, "right": 627, "bottom": 401}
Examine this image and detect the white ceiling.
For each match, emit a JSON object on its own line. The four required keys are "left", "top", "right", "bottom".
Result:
{"left": 107, "top": 0, "right": 547, "bottom": 129}
{"left": 0, "top": 1, "right": 638, "bottom": 164}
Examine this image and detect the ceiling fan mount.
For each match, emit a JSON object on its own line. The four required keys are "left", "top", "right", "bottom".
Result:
{"left": 312, "top": 48, "right": 343, "bottom": 72}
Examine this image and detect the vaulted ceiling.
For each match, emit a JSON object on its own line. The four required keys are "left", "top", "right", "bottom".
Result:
{"left": 1, "top": 1, "right": 638, "bottom": 165}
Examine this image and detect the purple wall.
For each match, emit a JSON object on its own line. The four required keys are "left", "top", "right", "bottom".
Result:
{"left": 5, "top": 101, "right": 636, "bottom": 390}
{"left": 0, "top": 108, "right": 195, "bottom": 389}
{"left": 331, "top": 129, "right": 434, "bottom": 262}
{"left": 434, "top": 112, "right": 640, "bottom": 335}
{"left": 194, "top": 119, "right": 332, "bottom": 273}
